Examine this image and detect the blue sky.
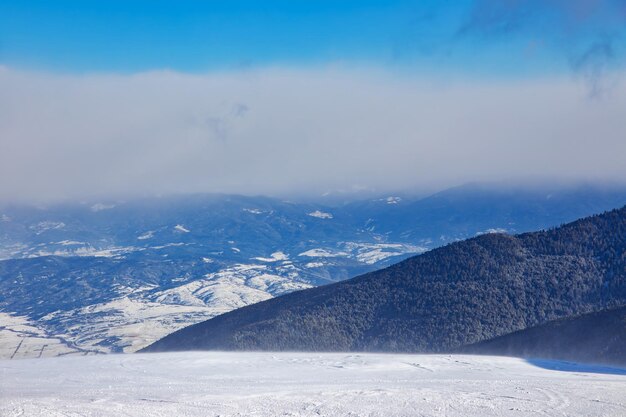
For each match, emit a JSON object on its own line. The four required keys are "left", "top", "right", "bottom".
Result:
{"left": 2, "top": 0, "right": 439, "bottom": 71}
{"left": 3, "top": 0, "right": 623, "bottom": 76}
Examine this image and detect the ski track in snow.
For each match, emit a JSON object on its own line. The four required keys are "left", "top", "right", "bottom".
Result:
{"left": 1, "top": 352, "right": 625, "bottom": 416}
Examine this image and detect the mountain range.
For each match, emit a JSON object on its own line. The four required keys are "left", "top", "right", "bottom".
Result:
{"left": 2, "top": 183, "right": 626, "bottom": 358}
{"left": 142, "top": 205, "right": 626, "bottom": 366}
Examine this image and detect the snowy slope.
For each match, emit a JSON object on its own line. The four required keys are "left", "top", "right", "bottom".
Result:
{"left": 1, "top": 352, "right": 626, "bottom": 416}
{"left": 0, "top": 313, "right": 83, "bottom": 359}
{"left": 37, "top": 262, "right": 316, "bottom": 354}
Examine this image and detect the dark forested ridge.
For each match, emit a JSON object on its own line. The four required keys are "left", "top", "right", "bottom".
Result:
{"left": 142, "top": 206, "right": 626, "bottom": 354}
{"left": 461, "top": 306, "right": 626, "bottom": 366}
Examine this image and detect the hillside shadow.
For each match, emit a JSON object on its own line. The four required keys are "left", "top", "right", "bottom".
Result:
{"left": 527, "top": 358, "right": 626, "bottom": 376}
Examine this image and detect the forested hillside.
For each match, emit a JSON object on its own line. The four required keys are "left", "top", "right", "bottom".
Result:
{"left": 143, "top": 206, "right": 626, "bottom": 354}
{"left": 462, "top": 306, "right": 626, "bottom": 366}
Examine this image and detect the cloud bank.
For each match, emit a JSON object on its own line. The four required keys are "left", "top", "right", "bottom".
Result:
{"left": 1, "top": 66, "right": 625, "bottom": 202}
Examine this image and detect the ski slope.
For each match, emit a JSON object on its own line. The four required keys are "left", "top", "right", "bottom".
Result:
{"left": 1, "top": 352, "right": 625, "bottom": 416}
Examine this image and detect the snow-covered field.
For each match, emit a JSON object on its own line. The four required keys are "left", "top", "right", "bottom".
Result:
{"left": 0, "top": 241, "right": 424, "bottom": 358}
{"left": 2, "top": 352, "right": 625, "bottom": 416}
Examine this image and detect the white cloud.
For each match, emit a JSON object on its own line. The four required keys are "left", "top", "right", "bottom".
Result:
{"left": 1, "top": 66, "right": 625, "bottom": 202}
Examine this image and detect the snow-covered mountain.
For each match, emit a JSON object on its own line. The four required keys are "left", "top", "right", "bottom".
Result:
{"left": 1, "top": 184, "right": 626, "bottom": 358}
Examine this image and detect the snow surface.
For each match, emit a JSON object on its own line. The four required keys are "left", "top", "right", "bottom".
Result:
{"left": 307, "top": 210, "right": 333, "bottom": 219}
{"left": 174, "top": 224, "right": 190, "bottom": 233}
{"left": 2, "top": 352, "right": 625, "bottom": 416}
{"left": 137, "top": 231, "right": 154, "bottom": 240}
{"left": 0, "top": 240, "right": 423, "bottom": 358}
{"left": 24, "top": 245, "right": 140, "bottom": 259}
{"left": 476, "top": 228, "right": 508, "bottom": 235}
{"left": 253, "top": 251, "right": 289, "bottom": 262}
{"left": 343, "top": 242, "right": 427, "bottom": 265}
{"left": 243, "top": 208, "right": 264, "bottom": 214}
{"left": 29, "top": 221, "right": 65, "bottom": 234}
{"left": 9, "top": 263, "right": 314, "bottom": 356}
{"left": 298, "top": 248, "right": 347, "bottom": 258}
{"left": 0, "top": 313, "right": 81, "bottom": 359}
{"left": 384, "top": 196, "right": 402, "bottom": 204}
{"left": 298, "top": 243, "right": 425, "bottom": 264}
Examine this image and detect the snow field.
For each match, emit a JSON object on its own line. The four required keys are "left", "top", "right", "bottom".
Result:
{"left": 2, "top": 352, "right": 625, "bottom": 416}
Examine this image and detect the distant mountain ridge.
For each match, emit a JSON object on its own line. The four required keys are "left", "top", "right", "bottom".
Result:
{"left": 142, "top": 206, "right": 626, "bottom": 356}
{"left": 2, "top": 183, "right": 626, "bottom": 358}
{"left": 461, "top": 306, "right": 626, "bottom": 366}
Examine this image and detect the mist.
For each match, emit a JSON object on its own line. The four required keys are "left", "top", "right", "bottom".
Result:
{"left": 1, "top": 65, "right": 625, "bottom": 203}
